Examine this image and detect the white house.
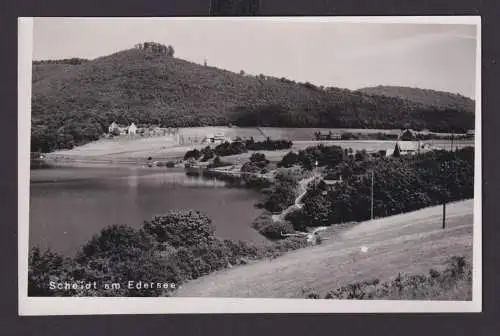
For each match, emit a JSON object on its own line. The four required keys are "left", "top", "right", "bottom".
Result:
{"left": 206, "top": 132, "right": 230, "bottom": 144}
{"left": 128, "top": 123, "right": 138, "bottom": 135}
{"left": 108, "top": 121, "right": 118, "bottom": 133}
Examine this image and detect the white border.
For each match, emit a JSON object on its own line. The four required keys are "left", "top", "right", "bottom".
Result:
{"left": 18, "top": 16, "right": 482, "bottom": 315}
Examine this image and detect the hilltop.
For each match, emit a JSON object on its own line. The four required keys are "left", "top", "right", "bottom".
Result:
{"left": 31, "top": 44, "right": 475, "bottom": 152}
{"left": 358, "top": 85, "right": 475, "bottom": 113}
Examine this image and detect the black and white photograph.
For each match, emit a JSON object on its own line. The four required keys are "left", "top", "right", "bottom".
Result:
{"left": 18, "top": 16, "right": 481, "bottom": 315}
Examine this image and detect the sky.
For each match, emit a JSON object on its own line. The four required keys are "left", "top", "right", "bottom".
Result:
{"left": 32, "top": 18, "right": 478, "bottom": 98}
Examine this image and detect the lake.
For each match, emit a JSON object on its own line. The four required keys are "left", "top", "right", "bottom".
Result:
{"left": 29, "top": 166, "right": 268, "bottom": 256}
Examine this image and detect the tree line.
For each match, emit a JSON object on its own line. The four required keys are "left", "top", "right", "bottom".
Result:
{"left": 134, "top": 42, "right": 175, "bottom": 57}
{"left": 183, "top": 138, "right": 293, "bottom": 161}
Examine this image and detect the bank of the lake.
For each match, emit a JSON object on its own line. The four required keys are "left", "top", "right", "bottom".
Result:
{"left": 30, "top": 166, "right": 269, "bottom": 256}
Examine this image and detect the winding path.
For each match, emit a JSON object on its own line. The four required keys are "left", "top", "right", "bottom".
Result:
{"left": 272, "top": 173, "right": 319, "bottom": 222}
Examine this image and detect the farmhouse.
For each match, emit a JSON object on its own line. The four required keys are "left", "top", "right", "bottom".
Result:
{"left": 207, "top": 132, "right": 231, "bottom": 144}
{"left": 128, "top": 122, "right": 138, "bottom": 135}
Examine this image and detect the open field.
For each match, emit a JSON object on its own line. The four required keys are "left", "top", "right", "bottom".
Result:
{"left": 178, "top": 127, "right": 404, "bottom": 141}
{"left": 45, "top": 127, "right": 474, "bottom": 166}
{"left": 174, "top": 199, "right": 473, "bottom": 298}
{"left": 217, "top": 139, "right": 474, "bottom": 165}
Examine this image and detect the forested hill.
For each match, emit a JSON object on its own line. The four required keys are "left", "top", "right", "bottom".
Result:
{"left": 357, "top": 86, "right": 475, "bottom": 113}
{"left": 31, "top": 44, "right": 475, "bottom": 152}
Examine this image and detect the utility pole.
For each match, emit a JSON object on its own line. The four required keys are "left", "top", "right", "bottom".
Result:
{"left": 442, "top": 200, "right": 446, "bottom": 229}
{"left": 314, "top": 160, "right": 318, "bottom": 190}
{"left": 371, "top": 170, "right": 374, "bottom": 220}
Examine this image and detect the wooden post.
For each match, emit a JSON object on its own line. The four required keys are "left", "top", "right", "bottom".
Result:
{"left": 442, "top": 201, "right": 446, "bottom": 229}
{"left": 371, "top": 170, "right": 374, "bottom": 220}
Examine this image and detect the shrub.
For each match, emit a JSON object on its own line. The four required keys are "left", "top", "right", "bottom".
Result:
{"left": 143, "top": 210, "right": 215, "bottom": 248}
{"left": 208, "top": 156, "right": 232, "bottom": 168}
{"left": 214, "top": 141, "right": 247, "bottom": 156}
{"left": 322, "top": 256, "right": 472, "bottom": 300}
{"left": 252, "top": 213, "right": 295, "bottom": 240}
{"left": 278, "top": 151, "right": 299, "bottom": 168}
{"left": 28, "top": 247, "right": 77, "bottom": 296}
{"left": 77, "top": 225, "right": 156, "bottom": 261}
{"left": 200, "top": 146, "right": 215, "bottom": 161}
{"left": 184, "top": 149, "right": 201, "bottom": 160}
{"left": 241, "top": 161, "right": 261, "bottom": 174}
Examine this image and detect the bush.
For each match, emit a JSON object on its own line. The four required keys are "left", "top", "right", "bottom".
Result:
{"left": 242, "top": 174, "right": 272, "bottom": 190}
{"left": 214, "top": 141, "right": 247, "bottom": 156}
{"left": 322, "top": 256, "right": 472, "bottom": 300}
{"left": 261, "top": 168, "right": 301, "bottom": 213}
{"left": 252, "top": 213, "right": 295, "bottom": 240}
{"left": 143, "top": 210, "right": 215, "bottom": 248}
{"left": 200, "top": 146, "right": 215, "bottom": 161}
{"left": 77, "top": 225, "right": 156, "bottom": 261}
{"left": 28, "top": 247, "right": 77, "bottom": 296}
{"left": 208, "top": 156, "right": 232, "bottom": 168}
{"left": 278, "top": 151, "right": 299, "bottom": 168}
{"left": 184, "top": 149, "right": 201, "bottom": 161}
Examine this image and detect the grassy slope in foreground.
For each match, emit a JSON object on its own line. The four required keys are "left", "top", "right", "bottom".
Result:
{"left": 174, "top": 199, "right": 473, "bottom": 298}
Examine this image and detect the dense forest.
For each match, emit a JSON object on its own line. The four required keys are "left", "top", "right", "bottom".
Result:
{"left": 358, "top": 85, "right": 475, "bottom": 112}
{"left": 31, "top": 45, "right": 475, "bottom": 152}
{"left": 285, "top": 147, "right": 474, "bottom": 230}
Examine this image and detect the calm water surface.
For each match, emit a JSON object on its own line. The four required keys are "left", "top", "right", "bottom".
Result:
{"left": 29, "top": 166, "right": 268, "bottom": 256}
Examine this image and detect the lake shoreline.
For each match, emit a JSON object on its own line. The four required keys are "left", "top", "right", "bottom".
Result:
{"left": 30, "top": 165, "right": 269, "bottom": 255}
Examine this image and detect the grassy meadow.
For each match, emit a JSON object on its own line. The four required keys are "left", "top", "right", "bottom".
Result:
{"left": 174, "top": 199, "right": 473, "bottom": 298}
{"left": 45, "top": 126, "right": 474, "bottom": 166}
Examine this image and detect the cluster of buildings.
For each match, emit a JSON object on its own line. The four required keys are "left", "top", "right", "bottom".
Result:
{"left": 108, "top": 122, "right": 179, "bottom": 137}
{"left": 108, "top": 122, "right": 137, "bottom": 136}
{"left": 314, "top": 131, "right": 342, "bottom": 140}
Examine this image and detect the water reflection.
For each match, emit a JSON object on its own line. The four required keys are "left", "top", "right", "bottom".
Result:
{"left": 124, "top": 171, "right": 228, "bottom": 188}
{"left": 30, "top": 166, "right": 266, "bottom": 255}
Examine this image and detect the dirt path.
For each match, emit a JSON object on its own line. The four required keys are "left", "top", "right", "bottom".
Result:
{"left": 272, "top": 174, "right": 318, "bottom": 222}
{"left": 174, "top": 199, "right": 474, "bottom": 298}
